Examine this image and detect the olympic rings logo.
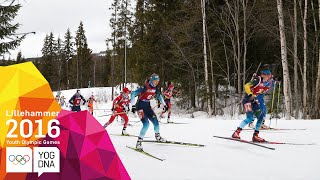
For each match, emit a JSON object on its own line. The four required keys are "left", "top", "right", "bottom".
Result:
{"left": 8, "top": 155, "right": 30, "bottom": 165}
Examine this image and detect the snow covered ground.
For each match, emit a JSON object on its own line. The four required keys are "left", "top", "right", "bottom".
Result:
{"left": 55, "top": 87, "right": 320, "bottom": 180}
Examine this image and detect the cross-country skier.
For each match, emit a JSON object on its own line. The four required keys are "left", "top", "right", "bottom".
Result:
{"left": 55, "top": 94, "right": 60, "bottom": 104}
{"left": 232, "top": 64, "right": 275, "bottom": 142}
{"left": 103, "top": 87, "right": 131, "bottom": 135}
{"left": 87, "top": 93, "right": 96, "bottom": 115}
{"left": 59, "top": 95, "right": 66, "bottom": 107}
{"left": 68, "top": 90, "right": 86, "bottom": 112}
{"left": 131, "top": 73, "right": 168, "bottom": 150}
{"left": 159, "top": 81, "right": 174, "bottom": 123}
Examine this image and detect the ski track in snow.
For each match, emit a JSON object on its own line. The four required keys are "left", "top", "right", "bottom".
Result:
{"left": 55, "top": 87, "right": 320, "bottom": 180}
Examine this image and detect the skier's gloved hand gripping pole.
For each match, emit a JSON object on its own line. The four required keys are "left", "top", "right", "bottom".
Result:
{"left": 250, "top": 62, "right": 262, "bottom": 82}
{"left": 248, "top": 94, "right": 257, "bottom": 102}
{"left": 131, "top": 105, "right": 136, "bottom": 113}
{"left": 163, "top": 104, "right": 169, "bottom": 112}
{"left": 238, "top": 62, "right": 262, "bottom": 106}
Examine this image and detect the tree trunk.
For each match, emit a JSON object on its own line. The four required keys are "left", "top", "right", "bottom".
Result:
{"left": 277, "top": 0, "right": 292, "bottom": 119}
{"left": 310, "top": 0, "right": 318, "bottom": 118}
{"left": 293, "top": 0, "right": 299, "bottom": 118}
{"left": 242, "top": 0, "right": 247, "bottom": 94}
{"left": 206, "top": 18, "right": 216, "bottom": 115}
{"left": 201, "top": 0, "right": 212, "bottom": 116}
{"left": 225, "top": 0, "right": 241, "bottom": 114}
{"left": 93, "top": 59, "right": 96, "bottom": 87}
{"left": 303, "top": 0, "right": 308, "bottom": 118}
{"left": 236, "top": 0, "right": 241, "bottom": 97}
{"left": 77, "top": 55, "right": 79, "bottom": 88}
{"left": 315, "top": 0, "right": 320, "bottom": 118}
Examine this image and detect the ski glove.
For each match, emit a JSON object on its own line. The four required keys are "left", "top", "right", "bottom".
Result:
{"left": 131, "top": 105, "right": 136, "bottom": 113}
{"left": 248, "top": 94, "right": 256, "bottom": 102}
{"left": 163, "top": 105, "right": 169, "bottom": 112}
{"left": 273, "top": 76, "right": 281, "bottom": 82}
{"left": 111, "top": 107, "right": 114, "bottom": 112}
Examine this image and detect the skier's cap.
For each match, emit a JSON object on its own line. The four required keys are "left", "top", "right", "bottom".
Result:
{"left": 150, "top": 73, "right": 160, "bottom": 81}
{"left": 123, "top": 87, "right": 130, "bottom": 93}
{"left": 260, "top": 69, "right": 271, "bottom": 75}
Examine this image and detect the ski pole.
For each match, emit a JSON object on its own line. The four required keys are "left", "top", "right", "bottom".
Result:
{"left": 276, "top": 81, "right": 281, "bottom": 127}
{"left": 269, "top": 81, "right": 277, "bottom": 127}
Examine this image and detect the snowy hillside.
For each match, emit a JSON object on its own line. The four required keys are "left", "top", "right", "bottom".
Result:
{"left": 54, "top": 87, "right": 320, "bottom": 180}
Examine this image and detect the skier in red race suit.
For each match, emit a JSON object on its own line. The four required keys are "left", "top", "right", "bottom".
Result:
{"left": 159, "top": 81, "right": 174, "bottom": 123}
{"left": 103, "top": 87, "right": 131, "bottom": 135}
{"left": 232, "top": 64, "right": 276, "bottom": 142}
{"left": 68, "top": 90, "right": 86, "bottom": 112}
{"left": 131, "top": 73, "right": 167, "bottom": 150}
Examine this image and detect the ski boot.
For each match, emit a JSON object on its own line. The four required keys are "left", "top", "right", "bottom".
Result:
{"left": 248, "top": 122, "right": 255, "bottom": 129}
{"left": 252, "top": 130, "right": 265, "bottom": 142}
{"left": 155, "top": 133, "right": 166, "bottom": 142}
{"left": 136, "top": 137, "right": 143, "bottom": 151}
{"left": 260, "top": 124, "right": 270, "bottom": 130}
{"left": 122, "top": 127, "right": 129, "bottom": 136}
{"left": 232, "top": 127, "right": 242, "bottom": 139}
{"left": 167, "top": 117, "right": 173, "bottom": 123}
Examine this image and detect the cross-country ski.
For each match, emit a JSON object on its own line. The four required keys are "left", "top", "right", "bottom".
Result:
{"left": 126, "top": 146, "right": 165, "bottom": 161}
{"left": 142, "top": 140, "right": 205, "bottom": 147}
{"left": 213, "top": 135, "right": 275, "bottom": 150}
{"left": 160, "top": 122, "right": 189, "bottom": 125}
{"left": 242, "top": 128, "right": 307, "bottom": 131}
{"left": 254, "top": 141, "right": 315, "bottom": 146}
{"left": 109, "top": 133, "right": 141, "bottom": 138}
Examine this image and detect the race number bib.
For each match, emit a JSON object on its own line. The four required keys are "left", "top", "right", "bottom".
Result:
{"left": 243, "top": 102, "right": 252, "bottom": 113}
{"left": 137, "top": 110, "right": 145, "bottom": 119}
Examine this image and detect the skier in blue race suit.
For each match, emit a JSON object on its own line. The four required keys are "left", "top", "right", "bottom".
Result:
{"left": 232, "top": 65, "right": 276, "bottom": 142}
{"left": 68, "top": 90, "right": 86, "bottom": 112}
{"left": 131, "top": 73, "right": 167, "bottom": 150}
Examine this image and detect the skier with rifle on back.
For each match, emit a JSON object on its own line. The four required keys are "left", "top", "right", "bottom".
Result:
{"left": 232, "top": 64, "right": 276, "bottom": 142}
{"left": 131, "top": 73, "right": 168, "bottom": 150}
{"left": 69, "top": 90, "right": 86, "bottom": 112}
{"left": 159, "top": 81, "right": 174, "bottom": 123}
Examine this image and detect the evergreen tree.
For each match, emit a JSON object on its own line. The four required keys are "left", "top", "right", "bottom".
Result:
{"left": 41, "top": 32, "right": 58, "bottom": 89}
{"left": 0, "top": 1, "right": 25, "bottom": 56}
{"left": 109, "top": 0, "right": 134, "bottom": 87}
{"left": 56, "top": 37, "right": 64, "bottom": 90}
{"left": 75, "top": 21, "right": 92, "bottom": 88}
{"left": 16, "top": 51, "right": 23, "bottom": 62}
{"left": 63, "top": 28, "right": 74, "bottom": 89}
